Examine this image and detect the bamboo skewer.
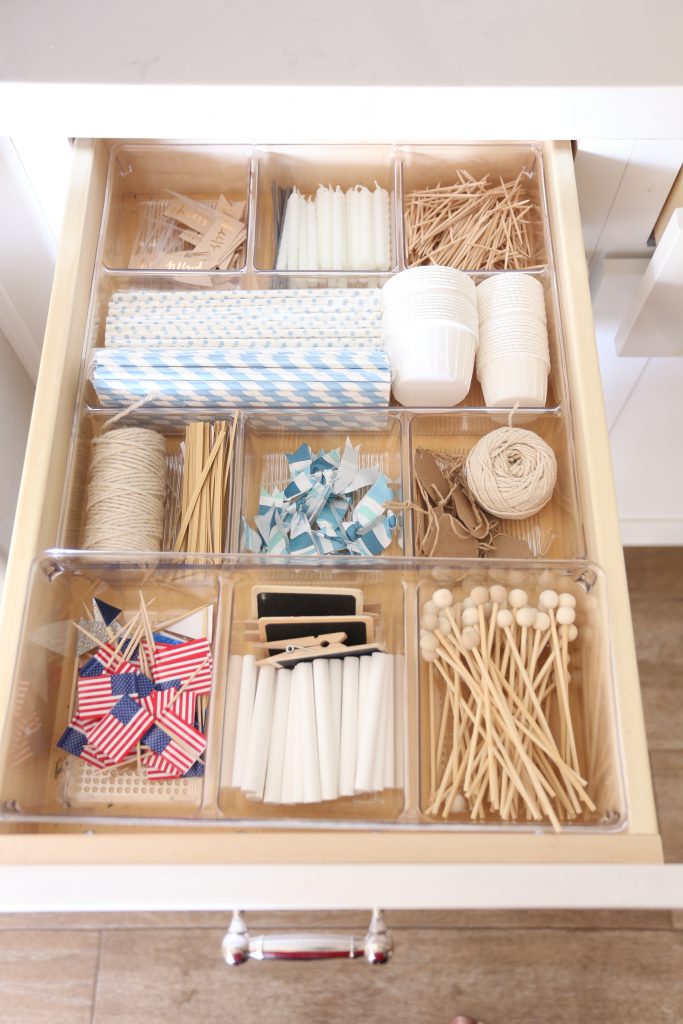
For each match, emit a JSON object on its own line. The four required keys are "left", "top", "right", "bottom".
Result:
{"left": 173, "top": 413, "right": 239, "bottom": 554}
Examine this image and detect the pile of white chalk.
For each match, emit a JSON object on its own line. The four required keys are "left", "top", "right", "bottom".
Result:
{"left": 230, "top": 652, "right": 398, "bottom": 805}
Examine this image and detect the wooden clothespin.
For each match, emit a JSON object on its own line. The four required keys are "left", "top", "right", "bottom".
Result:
{"left": 255, "top": 632, "right": 348, "bottom": 667}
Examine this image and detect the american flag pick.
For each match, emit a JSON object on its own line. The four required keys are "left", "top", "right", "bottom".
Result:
{"left": 152, "top": 639, "right": 213, "bottom": 695}
{"left": 86, "top": 695, "right": 154, "bottom": 763}
{"left": 58, "top": 595, "right": 213, "bottom": 783}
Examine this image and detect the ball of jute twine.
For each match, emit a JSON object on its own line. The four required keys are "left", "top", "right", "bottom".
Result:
{"left": 465, "top": 426, "right": 557, "bottom": 520}
{"left": 83, "top": 427, "right": 167, "bottom": 550}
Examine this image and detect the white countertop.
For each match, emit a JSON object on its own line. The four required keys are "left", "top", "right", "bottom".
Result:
{"left": 2, "top": 0, "right": 683, "bottom": 138}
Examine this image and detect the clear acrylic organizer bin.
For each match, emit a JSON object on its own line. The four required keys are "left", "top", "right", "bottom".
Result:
{"left": 0, "top": 553, "right": 625, "bottom": 834}
{"left": 100, "top": 143, "right": 253, "bottom": 273}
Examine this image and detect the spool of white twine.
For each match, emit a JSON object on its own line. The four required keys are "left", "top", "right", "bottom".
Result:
{"left": 82, "top": 427, "right": 167, "bottom": 550}
{"left": 465, "top": 426, "right": 557, "bottom": 520}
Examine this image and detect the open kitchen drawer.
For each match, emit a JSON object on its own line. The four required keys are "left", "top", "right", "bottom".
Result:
{"left": 0, "top": 140, "right": 663, "bottom": 911}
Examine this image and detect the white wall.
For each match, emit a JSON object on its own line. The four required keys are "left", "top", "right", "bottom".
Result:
{"left": 0, "top": 328, "right": 35, "bottom": 562}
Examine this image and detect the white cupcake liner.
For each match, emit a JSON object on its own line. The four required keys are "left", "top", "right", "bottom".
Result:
{"left": 477, "top": 343, "right": 550, "bottom": 369}
{"left": 476, "top": 273, "right": 544, "bottom": 301}
{"left": 384, "top": 266, "right": 476, "bottom": 304}
{"left": 383, "top": 311, "right": 479, "bottom": 338}
{"left": 478, "top": 353, "right": 549, "bottom": 407}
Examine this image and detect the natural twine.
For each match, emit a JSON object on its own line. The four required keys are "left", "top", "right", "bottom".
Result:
{"left": 82, "top": 427, "right": 167, "bottom": 550}
{"left": 464, "top": 426, "right": 557, "bottom": 520}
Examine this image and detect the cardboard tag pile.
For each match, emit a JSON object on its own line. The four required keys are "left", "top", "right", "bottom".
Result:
{"left": 414, "top": 446, "right": 533, "bottom": 558}
{"left": 56, "top": 597, "right": 213, "bottom": 780}
{"left": 241, "top": 437, "right": 399, "bottom": 556}
{"left": 130, "top": 191, "right": 247, "bottom": 272}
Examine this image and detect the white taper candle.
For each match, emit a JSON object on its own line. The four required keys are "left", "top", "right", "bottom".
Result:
{"left": 331, "top": 186, "right": 347, "bottom": 270}
{"left": 357, "top": 186, "right": 374, "bottom": 270}
{"left": 373, "top": 185, "right": 391, "bottom": 270}
{"left": 316, "top": 185, "right": 333, "bottom": 269}
{"left": 346, "top": 185, "right": 362, "bottom": 271}
{"left": 306, "top": 197, "right": 318, "bottom": 271}
{"left": 286, "top": 189, "right": 302, "bottom": 272}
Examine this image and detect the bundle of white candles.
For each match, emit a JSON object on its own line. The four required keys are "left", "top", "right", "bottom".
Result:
{"left": 420, "top": 583, "right": 596, "bottom": 832}
{"left": 275, "top": 184, "right": 392, "bottom": 272}
{"left": 231, "top": 652, "right": 397, "bottom": 805}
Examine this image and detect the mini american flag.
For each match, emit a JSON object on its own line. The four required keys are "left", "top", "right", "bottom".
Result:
{"left": 57, "top": 716, "right": 118, "bottom": 768}
{"left": 95, "top": 642, "right": 136, "bottom": 675}
{"left": 152, "top": 639, "right": 213, "bottom": 694}
{"left": 58, "top": 598, "right": 214, "bottom": 783}
{"left": 110, "top": 672, "right": 154, "bottom": 700}
{"left": 79, "top": 655, "right": 106, "bottom": 678}
{"left": 57, "top": 720, "right": 89, "bottom": 758}
{"left": 157, "top": 706, "right": 206, "bottom": 759}
{"left": 143, "top": 752, "right": 184, "bottom": 779}
{"left": 141, "top": 724, "right": 200, "bottom": 774}
{"left": 87, "top": 695, "right": 154, "bottom": 763}
{"left": 166, "top": 688, "right": 196, "bottom": 726}
{"left": 77, "top": 675, "right": 118, "bottom": 720}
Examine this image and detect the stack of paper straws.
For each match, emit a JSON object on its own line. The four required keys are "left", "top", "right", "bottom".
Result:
{"left": 91, "top": 288, "right": 390, "bottom": 409}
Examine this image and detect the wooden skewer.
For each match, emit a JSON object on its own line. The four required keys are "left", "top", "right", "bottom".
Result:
{"left": 174, "top": 423, "right": 227, "bottom": 551}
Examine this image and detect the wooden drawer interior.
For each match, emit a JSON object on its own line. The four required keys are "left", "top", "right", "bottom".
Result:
{"left": 0, "top": 140, "right": 661, "bottom": 866}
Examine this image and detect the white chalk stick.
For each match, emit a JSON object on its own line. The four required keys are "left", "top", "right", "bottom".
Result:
{"left": 372, "top": 656, "right": 389, "bottom": 792}
{"left": 329, "top": 658, "right": 342, "bottom": 770}
{"left": 222, "top": 655, "right": 243, "bottom": 787}
{"left": 263, "top": 668, "right": 293, "bottom": 805}
{"left": 355, "top": 652, "right": 387, "bottom": 793}
{"left": 393, "top": 654, "right": 404, "bottom": 788}
{"left": 338, "top": 656, "right": 359, "bottom": 796}
{"left": 357, "top": 654, "right": 372, "bottom": 744}
{"left": 382, "top": 654, "right": 395, "bottom": 789}
{"left": 280, "top": 665, "right": 299, "bottom": 805}
{"left": 313, "top": 658, "right": 338, "bottom": 801}
{"left": 231, "top": 655, "right": 257, "bottom": 789}
{"left": 243, "top": 666, "right": 276, "bottom": 800}
{"left": 296, "top": 661, "right": 321, "bottom": 804}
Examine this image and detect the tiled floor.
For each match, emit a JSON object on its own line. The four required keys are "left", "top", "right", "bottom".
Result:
{"left": 0, "top": 548, "right": 681, "bottom": 1024}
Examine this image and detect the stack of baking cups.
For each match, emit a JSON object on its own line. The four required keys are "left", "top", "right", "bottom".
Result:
{"left": 381, "top": 266, "right": 478, "bottom": 406}
{"left": 476, "top": 274, "right": 550, "bottom": 406}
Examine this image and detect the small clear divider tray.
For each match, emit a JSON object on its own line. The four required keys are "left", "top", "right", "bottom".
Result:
{"left": 0, "top": 553, "right": 625, "bottom": 833}
{"left": 98, "top": 142, "right": 550, "bottom": 277}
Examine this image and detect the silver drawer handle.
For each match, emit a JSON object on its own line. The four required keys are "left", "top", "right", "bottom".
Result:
{"left": 222, "top": 908, "right": 392, "bottom": 965}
